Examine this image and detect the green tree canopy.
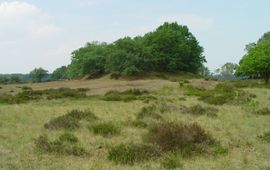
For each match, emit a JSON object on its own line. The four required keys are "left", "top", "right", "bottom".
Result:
{"left": 51, "top": 66, "right": 68, "bottom": 80}
{"left": 29, "top": 67, "right": 48, "bottom": 83}
{"left": 237, "top": 32, "right": 270, "bottom": 82}
{"left": 67, "top": 22, "right": 205, "bottom": 78}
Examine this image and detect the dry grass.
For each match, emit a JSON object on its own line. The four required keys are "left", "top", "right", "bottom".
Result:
{"left": 1, "top": 77, "right": 270, "bottom": 170}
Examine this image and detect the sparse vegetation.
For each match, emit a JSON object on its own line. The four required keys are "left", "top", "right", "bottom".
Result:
{"left": 181, "top": 104, "right": 219, "bottom": 117}
{"left": 162, "top": 152, "right": 183, "bottom": 169}
{"left": 108, "top": 143, "right": 162, "bottom": 165}
{"left": 136, "top": 105, "right": 162, "bottom": 120}
{"left": 258, "top": 132, "right": 270, "bottom": 142}
{"left": 256, "top": 108, "right": 270, "bottom": 115}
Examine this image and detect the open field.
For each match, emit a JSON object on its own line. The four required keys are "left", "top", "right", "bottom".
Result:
{"left": 0, "top": 77, "right": 270, "bottom": 170}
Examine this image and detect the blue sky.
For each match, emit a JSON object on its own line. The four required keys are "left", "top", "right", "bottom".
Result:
{"left": 0, "top": 0, "right": 269, "bottom": 73}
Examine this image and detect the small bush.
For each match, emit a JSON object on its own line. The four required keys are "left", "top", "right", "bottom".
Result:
{"left": 256, "top": 108, "right": 270, "bottom": 115}
{"left": 258, "top": 132, "right": 270, "bottom": 142}
{"left": 108, "top": 143, "right": 162, "bottom": 165}
{"left": 144, "top": 122, "right": 223, "bottom": 156}
{"left": 0, "top": 86, "right": 2, "bottom": 89}
{"left": 162, "top": 152, "right": 183, "bottom": 169}
{"left": 102, "top": 89, "right": 149, "bottom": 102}
{"left": 21, "top": 86, "right": 32, "bottom": 91}
{"left": 44, "top": 110, "right": 97, "bottom": 130}
{"left": 35, "top": 135, "right": 87, "bottom": 156}
{"left": 182, "top": 104, "right": 218, "bottom": 117}
{"left": 131, "top": 120, "right": 148, "bottom": 128}
{"left": 136, "top": 105, "right": 162, "bottom": 120}
{"left": 90, "top": 122, "right": 121, "bottom": 137}
{"left": 59, "top": 133, "right": 79, "bottom": 144}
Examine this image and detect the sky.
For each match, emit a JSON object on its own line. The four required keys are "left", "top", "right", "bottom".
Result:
{"left": 0, "top": 0, "right": 269, "bottom": 74}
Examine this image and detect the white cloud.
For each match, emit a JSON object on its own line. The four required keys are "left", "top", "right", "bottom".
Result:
{"left": 0, "top": 1, "right": 67, "bottom": 73}
{"left": 0, "top": 1, "right": 61, "bottom": 41}
{"left": 160, "top": 14, "right": 214, "bottom": 31}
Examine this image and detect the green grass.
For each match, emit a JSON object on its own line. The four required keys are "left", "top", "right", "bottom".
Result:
{"left": 0, "top": 78, "right": 270, "bottom": 170}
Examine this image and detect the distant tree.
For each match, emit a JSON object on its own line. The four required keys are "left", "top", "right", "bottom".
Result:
{"left": 219, "top": 62, "right": 238, "bottom": 77}
{"left": 29, "top": 68, "right": 48, "bottom": 83}
{"left": 199, "top": 66, "right": 211, "bottom": 77}
{"left": 51, "top": 66, "right": 68, "bottom": 80}
{"left": 10, "top": 75, "right": 21, "bottom": 83}
{"left": 237, "top": 32, "right": 270, "bottom": 83}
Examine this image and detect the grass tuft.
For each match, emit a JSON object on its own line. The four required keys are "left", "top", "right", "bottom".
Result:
{"left": 35, "top": 134, "right": 87, "bottom": 156}
{"left": 102, "top": 89, "right": 149, "bottom": 102}
{"left": 90, "top": 122, "right": 121, "bottom": 137}
{"left": 161, "top": 152, "right": 183, "bottom": 169}
{"left": 181, "top": 104, "right": 219, "bottom": 117}
{"left": 108, "top": 143, "right": 162, "bottom": 165}
{"left": 136, "top": 105, "right": 162, "bottom": 120}
{"left": 258, "top": 132, "right": 270, "bottom": 142}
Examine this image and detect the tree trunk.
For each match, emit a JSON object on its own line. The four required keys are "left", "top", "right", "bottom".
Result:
{"left": 264, "top": 73, "right": 269, "bottom": 83}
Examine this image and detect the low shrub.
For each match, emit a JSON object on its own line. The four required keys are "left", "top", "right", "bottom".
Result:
{"left": 0, "top": 86, "right": 2, "bottom": 89}
{"left": 59, "top": 133, "right": 79, "bottom": 144}
{"left": 136, "top": 105, "right": 162, "bottom": 120}
{"left": 21, "top": 86, "right": 32, "bottom": 91}
{"left": 102, "top": 89, "right": 149, "bottom": 102}
{"left": 90, "top": 122, "right": 121, "bottom": 137}
{"left": 44, "top": 110, "right": 97, "bottom": 130}
{"left": 183, "top": 83, "right": 251, "bottom": 105}
{"left": 256, "top": 108, "right": 270, "bottom": 115}
{"left": 181, "top": 104, "right": 218, "bottom": 117}
{"left": 131, "top": 120, "right": 148, "bottom": 128}
{"left": 258, "top": 132, "right": 270, "bottom": 142}
{"left": 108, "top": 143, "right": 162, "bottom": 165}
{"left": 161, "top": 152, "right": 183, "bottom": 169}
{"left": 35, "top": 135, "right": 87, "bottom": 156}
{"left": 0, "top": 88, "right": 88, "bottom": 104}
{"left": 144, "top": 122, "right": 225, "bottom": 157}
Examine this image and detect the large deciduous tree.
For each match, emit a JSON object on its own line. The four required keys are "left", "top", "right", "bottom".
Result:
{"left": 237, "top": 32, "right": 270, "bottom": 82}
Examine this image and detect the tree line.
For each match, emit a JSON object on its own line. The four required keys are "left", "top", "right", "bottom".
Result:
{"left": 1, "top": 23, "right": 269, "bottom": 84}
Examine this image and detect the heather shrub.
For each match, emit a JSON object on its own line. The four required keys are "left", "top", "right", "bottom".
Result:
{"left": 108, "top": 143, "right": 162, "bottom": 165}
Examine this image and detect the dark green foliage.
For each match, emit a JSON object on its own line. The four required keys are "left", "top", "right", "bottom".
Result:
{"left": 90, "top": 122, "right": 120, "bottom": 137}
{"left": 67, "top": 22, "right": 205, "bottom": 78}
{"left": 258, "top": 132, "right": 270, "bottom": 142}
{"left": 256, "top": 108, "right": 270, "bottom": 115}
{"left": 51, "top": 66, "right": 68, "bottom": 80}
{"left": 102, "top": 89, "right": 149, "bottom": 102}
{"left": 136, "top": 105, "right": 162, "bottom": 120}
{"left": 44, "top": 110, "right": 97, "bottom": 130}
{"left": 162, "top": 152, "right": 183, "bottom": 169}
{"left": 108, "top": 143, "right": 162, "bottom": 165}
{"left": 0, "top": 86, "right": 2, "bottom": 89}
{"left": 35, "top": 135, "right": 87, "bottom": 156}
{"left": 182, "top": 104, "right": 218, "bottom": 117}
{"left": 237, "top": 32, "right": 270, "bottom": 83}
